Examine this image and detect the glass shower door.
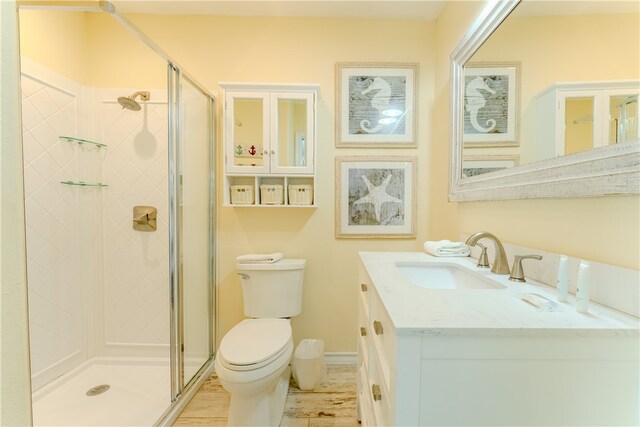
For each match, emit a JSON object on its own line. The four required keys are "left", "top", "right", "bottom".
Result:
{"left": 169, "top": 65, "right": 215, "bottom": 397}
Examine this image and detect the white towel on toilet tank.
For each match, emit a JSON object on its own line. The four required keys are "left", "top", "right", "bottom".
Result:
{"left": 424, "top": 240, "right": 470, "bottom": 257}
{"left": 236, "top": 252, "right": 284, "bottom": 264}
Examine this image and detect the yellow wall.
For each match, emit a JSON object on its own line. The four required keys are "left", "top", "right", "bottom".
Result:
{"left": 467, "top": 12, "right": 640, "bottom": 164}
{"left": 13, "top": 4, "right": 639, "bottom": 361}
{"left": 18, "top": 10, "right": 166, "bottom": 88}
{"left": 434, "top": 2, "right": 639, "bottom": 272}
{"left": 19, "top": 10, "right": 89, "bottom": 84}
{"left": 126, "top": 14, "right": 436, "bottom": 351}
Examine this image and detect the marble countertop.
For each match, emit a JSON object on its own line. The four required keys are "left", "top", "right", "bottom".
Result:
{"left": 359, "top": 251, "right": 640, "bottom": 337}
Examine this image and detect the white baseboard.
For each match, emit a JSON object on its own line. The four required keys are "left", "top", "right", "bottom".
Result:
{"left": 324, "top": 352, "right": 357, "bottom": 365}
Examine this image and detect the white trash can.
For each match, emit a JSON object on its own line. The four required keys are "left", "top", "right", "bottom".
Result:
{"left": 292, "top": 339, "right": 326, "bottom": 391}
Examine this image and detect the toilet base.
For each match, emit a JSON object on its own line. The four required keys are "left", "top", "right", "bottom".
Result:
{"left": 227, "top": 367, "right": 291, "bottom": 427}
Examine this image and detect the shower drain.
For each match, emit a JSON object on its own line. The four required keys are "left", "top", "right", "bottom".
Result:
{"left": 86, "top": 384, "right": 110, "bottom": 396}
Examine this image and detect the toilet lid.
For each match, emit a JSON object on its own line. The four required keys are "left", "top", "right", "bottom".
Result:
{"left": 218, "top": 319, "right": 292, "bottom": 369}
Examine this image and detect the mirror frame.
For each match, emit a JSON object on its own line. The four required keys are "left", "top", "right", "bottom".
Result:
{"left": 449, "top": 0, "right": 640, "bottom": 201}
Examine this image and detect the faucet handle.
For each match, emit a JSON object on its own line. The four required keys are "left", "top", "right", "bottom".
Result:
{"left": 476, "top": 243, "right": 490, "bottom": 268}
{"left": 509, "top": 255, "right": 543, "bottom": 282}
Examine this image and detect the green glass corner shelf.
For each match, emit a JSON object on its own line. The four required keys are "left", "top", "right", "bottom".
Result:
{"left": 59, "top": 136, "right": 107, "bottom": 148}
{"left": 60, "top": 181, "right": 108, "bottom": 188}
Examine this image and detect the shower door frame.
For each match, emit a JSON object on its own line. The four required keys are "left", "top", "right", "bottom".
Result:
{"left": 17, "top": 0, "right": 218, "bottom": 423}
{"left": 168, "top": 63, "right": 217, "bottom": 398}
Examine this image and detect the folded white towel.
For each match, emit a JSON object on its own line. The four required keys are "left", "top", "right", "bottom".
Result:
{"left": 236, "top": 252, "right": 284, "bottom": 264}
{"left": 424, "top": 240, "right": 470, "bottom": 257}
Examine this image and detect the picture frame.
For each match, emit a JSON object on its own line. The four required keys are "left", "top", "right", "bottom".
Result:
{"left": 462, "top": 154, "right": 520, "bottom": 178}
{"left": 463, "top": 62, "right": 520, "bottom": 147}
{"left": 336, "top": 157, "right": 417, "bottom": 239}
{"left": 335, "top": 62, "right": 418, "bottom": 147}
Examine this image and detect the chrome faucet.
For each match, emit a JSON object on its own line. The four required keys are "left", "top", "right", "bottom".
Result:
{"left": 509, "top": 255, "right": 543, "bottom": 282}
{"left": 465, "top": 231, "right": 510, "bottom": 274}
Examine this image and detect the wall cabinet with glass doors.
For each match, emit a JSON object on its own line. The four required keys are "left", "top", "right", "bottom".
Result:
{"left": 221, "top": 83, "right": 318, "bottom": 207}
{"left": 536, "top": 81, "right": 639, "bottom": 159}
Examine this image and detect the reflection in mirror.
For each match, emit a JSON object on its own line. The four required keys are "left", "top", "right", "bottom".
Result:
{"left": 611, "top": 95, "right": 638, "bottom": 144}
{"left": 449, "top": 0, "right": 640, "bottom": 200}
{"left": 564, "top": 96, "right": 594, "bottom": 155}
{"left": 233, "top": 98, "right": 264, "bottom": 167}
{"left": 460, "top": 0, "right": 639, "bottom": 178}
{"left": 277, "top": 98, "right": 307, "bottom": 167}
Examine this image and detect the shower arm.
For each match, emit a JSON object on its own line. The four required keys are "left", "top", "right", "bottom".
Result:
{"left": 131, "top": 91, "right": 150, "bottom": 101}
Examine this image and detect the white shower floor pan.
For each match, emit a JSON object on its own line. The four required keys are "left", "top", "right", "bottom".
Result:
{"left": 32, "top": 357, "right": 170, "bottom": 427}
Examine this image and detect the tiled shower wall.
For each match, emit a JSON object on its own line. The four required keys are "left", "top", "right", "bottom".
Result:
{"left": 22, "top": 63, "right": 170, "bottom": 390}
{"left": 21, "top": 68, "right": 87, "bottom": 390}
{"left": 99, "top": 92, "right": 170, "bottom": 355}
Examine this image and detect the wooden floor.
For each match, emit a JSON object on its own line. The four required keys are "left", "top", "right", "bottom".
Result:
{"left": 173, "top": 365, "right": 359, "bottom": 427}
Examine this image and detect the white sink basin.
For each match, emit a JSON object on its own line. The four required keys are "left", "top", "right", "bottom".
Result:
{"left": 395, "top": 262, "right": 506, "bottom": 290}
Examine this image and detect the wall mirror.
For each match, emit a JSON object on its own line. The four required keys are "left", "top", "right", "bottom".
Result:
{"left": 232, "top": 96, "right": 267, "bottom": 168}
{"left": 449, "top": 0, "right": 640, "bottom": 201}
{"left": 275, "top": 97, "right": 308, "bottom": 168}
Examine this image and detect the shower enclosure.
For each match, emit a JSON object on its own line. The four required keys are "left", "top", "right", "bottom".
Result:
{"left": 18, "top": 2, "right": 215, "bottom": 425}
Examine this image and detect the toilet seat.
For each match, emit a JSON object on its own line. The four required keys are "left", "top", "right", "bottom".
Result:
{"left": 218, "top": 319, "right": 292, "bottom": 372}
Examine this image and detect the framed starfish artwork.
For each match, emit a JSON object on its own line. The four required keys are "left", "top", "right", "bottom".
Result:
{"left": 336, "top": 157, "right": 417, "bottom": 238}
{"left": 335, "top": 62, "right": 418, "bottom": 147}
{"left": 463, "top": 62, "right": 520, "bottom": 147}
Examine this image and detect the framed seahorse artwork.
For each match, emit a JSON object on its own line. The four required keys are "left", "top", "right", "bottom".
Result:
{"left": 463, "top": 62, "right": 520, "bottom": 147}
{"left": 335, "top": 156, "right": 417, "bottom": 238}
{"left": 335, "top": 63, "right": 418, "bottom": 147}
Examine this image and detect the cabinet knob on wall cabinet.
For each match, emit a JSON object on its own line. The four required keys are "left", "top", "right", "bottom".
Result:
{"left": 360, "top": 283, "right": 368, "bottom": 292}
{"left": 371, "top": 384, "right": 382, "bottom": 401}
{"left": 373, "top": 320, "right": 383, "bottom": 335}
{"left": 360, "top": 327, "right": 367, "bottom": 337}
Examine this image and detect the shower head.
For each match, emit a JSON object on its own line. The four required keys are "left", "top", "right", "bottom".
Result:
{"left": 117, "top": 91, "right": 150, "bottom": 111}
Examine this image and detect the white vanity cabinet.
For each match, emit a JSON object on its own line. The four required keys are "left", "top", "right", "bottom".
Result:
{"left": 357, "top": 264, "right": 421, "bottom": 426}
{"left": 536, "top": 81, "right": 639, "bottom": 159}
{"left": 221, "top": 83, "right": 318, "bottom": 207}
{"left": 357, "top": 253, "right": 639, "bottom": 426}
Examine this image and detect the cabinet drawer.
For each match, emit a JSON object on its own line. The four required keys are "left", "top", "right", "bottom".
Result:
{"left": 370, "top": 287, "right": 397, "bottom": 389}
{"left": 358, "top": 265, "right": 372, "bottom": 318}
{"left": 357, "top": 365, "right": 376, "bottom": 427}
{"left": 367, "top": 345, "right": 392, "bottom": 427}
{"left": 358, "top": 307, "right": 370, "bottom": 372}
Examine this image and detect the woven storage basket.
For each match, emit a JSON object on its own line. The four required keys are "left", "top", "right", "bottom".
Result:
{"left": 288, "top": 184, "right": 314, "bottom": 205}
{"left": 260, "top": 184, "right": 284, "bottom": 205}
{"left": 230, "top": 185, "right": 254, "bottom": 205}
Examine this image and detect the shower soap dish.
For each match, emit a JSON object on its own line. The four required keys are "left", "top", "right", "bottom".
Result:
{"left": 288, "top": 185, "right": 314, "bottom": 205}
{"left": 230, "top": 185, "right": 254, "bottom": 205}
{"left": 260, "top": 184, "right": 284, "bottom": 205}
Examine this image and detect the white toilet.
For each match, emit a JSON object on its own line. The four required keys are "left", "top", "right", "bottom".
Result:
{"left": 214, "top": 258, "right": 305, "bottom": 427}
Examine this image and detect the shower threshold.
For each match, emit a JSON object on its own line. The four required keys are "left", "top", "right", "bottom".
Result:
{"left": 32, "top": 357, "right": 170, "bottom": 427}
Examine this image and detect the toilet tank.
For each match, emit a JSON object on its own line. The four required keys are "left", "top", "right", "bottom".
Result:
{"left": 237, "top": 259, "right": 306, "bottom": 318}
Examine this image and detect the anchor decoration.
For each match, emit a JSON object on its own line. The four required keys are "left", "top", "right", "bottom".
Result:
{"left": 234, "top": 144, "right": 263, "bottom": 159}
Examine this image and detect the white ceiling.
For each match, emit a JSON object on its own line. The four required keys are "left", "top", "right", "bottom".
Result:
{"left": 110, "top": 0, "right": 639, "bottom": 20}
{"left": 111, "top": 0, "right": 447, "bottom": 21}
{"left": 514, "top": 1, "right": 639, "bottom": 17}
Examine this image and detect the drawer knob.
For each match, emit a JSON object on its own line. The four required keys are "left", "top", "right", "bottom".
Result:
{"left": 372, "top": 384, "right": 382, "bottom": 401}
{"left": 360, "top": 283, "right": 368, "bottom": 292}
{"left": 373, "top": 320, "right": 383, "bottom": 335}
{"left": 360, "top": 327, "right": 367, "bottom": 337}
